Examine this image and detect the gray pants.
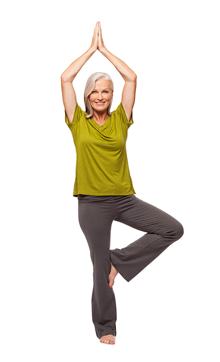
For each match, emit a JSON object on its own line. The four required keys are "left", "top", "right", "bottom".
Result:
{"left": 78, "top": 194, "right": 184, "bottom": 339}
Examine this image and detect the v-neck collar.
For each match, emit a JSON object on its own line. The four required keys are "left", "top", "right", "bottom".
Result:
{"left": 90, "top": 115, "right": 110, "bottom": 129}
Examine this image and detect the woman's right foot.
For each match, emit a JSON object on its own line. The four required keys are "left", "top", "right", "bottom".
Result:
{"left": 100, "top": 334, "right": 115, "bottom": 344}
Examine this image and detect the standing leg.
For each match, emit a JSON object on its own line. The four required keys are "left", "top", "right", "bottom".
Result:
{"left": 110, "top": 195, "right": 184, "bottom": 282}
{"left": 78, "top": 197, "right": 117, "bottom": 339}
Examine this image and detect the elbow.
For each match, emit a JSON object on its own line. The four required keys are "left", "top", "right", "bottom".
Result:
{"left": 61, "top": 74, "right": 66, "bottom": 82}
{"left": 131, "top": 73, "right": 137, "bottom": 82}
{"left": 61, "top": 74, "right": 76, "bottom": 83}
{"left": 126, "top": 74, "right": 137, "bottom": 82}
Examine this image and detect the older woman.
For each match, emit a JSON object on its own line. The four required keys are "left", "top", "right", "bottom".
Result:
{"left": 61, "top": 21, "right": 184, "bottom": 345}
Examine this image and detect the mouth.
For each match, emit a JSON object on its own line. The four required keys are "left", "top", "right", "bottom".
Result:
{"left": 95, "top": 102, "right": 105, "bottom": 105}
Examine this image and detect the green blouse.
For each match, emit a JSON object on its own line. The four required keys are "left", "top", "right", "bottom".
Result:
{"left": 64, "top": 101, "right": 136, "bottom": 197}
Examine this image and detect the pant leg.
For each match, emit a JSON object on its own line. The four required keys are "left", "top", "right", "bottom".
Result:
{"left": 110, "top": 195, "right": 184, "bottom": 282}
{"left": 78, "top": 196, "right": 117, "bottom": 339}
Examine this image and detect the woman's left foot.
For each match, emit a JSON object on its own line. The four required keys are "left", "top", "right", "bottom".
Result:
{"left": 100, "top": 334, "right": 115, "bottom": 344}
{"left": 109, "top": 261, "right": 118, "bottom": 288}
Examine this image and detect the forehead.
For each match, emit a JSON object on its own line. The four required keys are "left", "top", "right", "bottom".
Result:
{"left": 93, "top": 78, "right": 110, "bottom": 89}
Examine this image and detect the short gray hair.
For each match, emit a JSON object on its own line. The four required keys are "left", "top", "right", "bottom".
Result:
{"left": 84, "top": 72, "right": 114, "bottom": 118}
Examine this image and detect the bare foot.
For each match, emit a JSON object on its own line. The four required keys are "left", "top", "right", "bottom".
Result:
{"left": 109, "top": 261, "right": 118, "bottom": 288}
{"left": 100, "top": 334, "right": 115, "bottom": 344}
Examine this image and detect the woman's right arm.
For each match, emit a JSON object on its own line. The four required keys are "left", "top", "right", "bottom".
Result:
{"left": 60, "top": 47, "right": 96, "bottom": 123}
{"left": 61, "top": 23, "right": 99, "bottom": 123}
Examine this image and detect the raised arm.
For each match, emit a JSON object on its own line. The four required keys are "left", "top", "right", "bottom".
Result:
{"left": 61, "top": 23, "right": 99, "bottom": 123}
{"left": 97, "top": 22, "right": 137, "bottom": 122}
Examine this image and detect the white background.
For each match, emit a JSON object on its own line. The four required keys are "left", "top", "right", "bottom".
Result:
{"left": 0, "top": 0, "right": 219, "bottom": 361}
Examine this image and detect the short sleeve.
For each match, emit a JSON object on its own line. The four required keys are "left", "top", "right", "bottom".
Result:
{"left": 116, "top": 102, "right": 134, "bottom": 129}
{"left": 64, "top": 103, "right": 85, "bottom": 130}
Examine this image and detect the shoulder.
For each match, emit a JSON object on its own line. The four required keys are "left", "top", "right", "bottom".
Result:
{"left": 113, "top": 102, "right": 134, "bottom": 129}
{"left": 65, "top": 103, "right": 87, "bottom": 130}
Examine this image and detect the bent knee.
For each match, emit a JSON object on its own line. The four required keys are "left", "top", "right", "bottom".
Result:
{"left": 173, "top": 222, "right": 184, "bottom": 241}
{"left": 163, "top": 222, "right": 184, "bottom": 242}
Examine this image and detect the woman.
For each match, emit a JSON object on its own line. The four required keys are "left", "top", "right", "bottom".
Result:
{"left": 61, "top": 21, "right": 184, "bottom": 345}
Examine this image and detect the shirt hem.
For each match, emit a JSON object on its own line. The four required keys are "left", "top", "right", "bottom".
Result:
{"left": 73, "top": 191, "right": 136, "bottom": 197}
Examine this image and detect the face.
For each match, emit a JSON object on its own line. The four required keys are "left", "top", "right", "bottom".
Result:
{"left": 89, "top": 78, "right": 113, "bottom": 113}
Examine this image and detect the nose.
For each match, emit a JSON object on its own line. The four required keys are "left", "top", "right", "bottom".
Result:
{"left": 97, "top": 94, "right": 104, "bottom": 100}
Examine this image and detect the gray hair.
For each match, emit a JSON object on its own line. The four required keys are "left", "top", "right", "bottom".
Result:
{"left": 84, "top": 72, "right": 114, "bottom": 118}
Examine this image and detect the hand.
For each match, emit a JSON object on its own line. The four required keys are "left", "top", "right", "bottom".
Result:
{"left": 97, "top": 22, "right": 106, "bottom": 52}
{"left": 90, "top": 22, "right": 99, "bottom": 52}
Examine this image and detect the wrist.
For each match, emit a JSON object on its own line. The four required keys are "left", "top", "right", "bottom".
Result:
{"left": 99, "top": 46, "right": 107, "bottom": 54}
{"left": 89, "top": 46, "right": 97, "bottom": 54}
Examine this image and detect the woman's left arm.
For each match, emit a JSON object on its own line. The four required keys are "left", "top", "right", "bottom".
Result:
{"left": 97, "top": 22, "right": 137, "bottom": 121}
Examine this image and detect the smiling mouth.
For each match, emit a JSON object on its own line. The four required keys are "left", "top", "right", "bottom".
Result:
{"left": 96, "top": 102, "right": 105, "bottom": 104}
